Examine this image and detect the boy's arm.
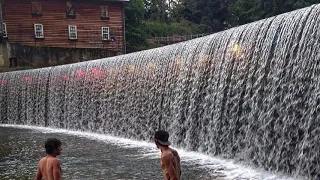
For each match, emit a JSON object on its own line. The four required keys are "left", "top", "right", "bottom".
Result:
{"left": 52, "top": 159, "right": 62, "bottom": 180}
{"left": 35, "top": 162, "right": 42, "bottom": 180}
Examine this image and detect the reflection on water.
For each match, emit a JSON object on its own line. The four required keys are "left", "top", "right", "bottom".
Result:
{"left": 0, "top": 126, "right": 162, "bottom": 180}
{"left": 0, "top": 126, "right": 300, "bottom": 180}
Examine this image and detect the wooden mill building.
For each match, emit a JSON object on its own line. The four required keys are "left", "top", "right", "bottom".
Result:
{"left": 0, "top": 0, "right": 128, "bottom": 68}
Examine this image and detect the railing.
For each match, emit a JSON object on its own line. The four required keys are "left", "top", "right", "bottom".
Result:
{"left": 147, "top": 33, "right": 206, "bottom": 44}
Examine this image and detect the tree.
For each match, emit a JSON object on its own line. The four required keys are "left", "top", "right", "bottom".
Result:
{"left": 144, "top": 0, "right": 169, "bottom": 22}
{"left": 125, "top": 0, "right": 147, "bottom": 52}
{"left": 174, "top": 0, "right": 229, "bottom": 33}
{"left": 124, "top": 0, "right": 320, "bottom": 53}
{"left": 228, "top": 0, "right": 320, "bottom": 26}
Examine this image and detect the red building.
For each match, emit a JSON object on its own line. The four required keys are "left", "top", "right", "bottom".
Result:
{"left": 0, "top": 0, "right": 128, "bottom": 68}
{"left": 2, "top": 0, "right": 127, "bottom": 51}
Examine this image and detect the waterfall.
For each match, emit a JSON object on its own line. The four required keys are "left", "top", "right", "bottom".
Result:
{"left": 1, "top": 4, "right": 320, "bottom": 179}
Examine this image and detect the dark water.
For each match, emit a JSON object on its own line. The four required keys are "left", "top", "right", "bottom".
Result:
{"left": 0, "top": 125, "right": 299, "bottom": 180}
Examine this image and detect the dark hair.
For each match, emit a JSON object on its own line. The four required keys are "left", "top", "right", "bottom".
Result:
{"left": 45, "top": 138, "right": 62, "bottom": 154}
{"left": 154, "top": 130, "right": 171, "bottom": 146}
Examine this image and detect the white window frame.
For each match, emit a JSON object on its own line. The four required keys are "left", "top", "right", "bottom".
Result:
{"left": 100, "top": 6, "right": 109, "bottom": 19}
{"left": 34, "top": 24, "right": 44, "bottom": 38}
{"left": 68, "top": 25, "right": 77, "bottom": 40}
{"left": 3, "top": 23, "right": 7, "bottom": 38}
{"left": 101, "top": 27, "right": 109, "bottom": 40}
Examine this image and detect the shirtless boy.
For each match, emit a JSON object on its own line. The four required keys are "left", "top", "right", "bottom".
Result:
{"left": 35, "top": 138, "right": 62, "bottom": 180}
{"left": 154, "top": 130, "right": 181, "bottom": 180}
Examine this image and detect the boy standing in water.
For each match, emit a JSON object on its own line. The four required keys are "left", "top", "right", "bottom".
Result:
{"left": 35, "top": 138, "right": 62, "bottom": 180}
{"left": 154, "top": 130, "right": 181, "bottom": 180}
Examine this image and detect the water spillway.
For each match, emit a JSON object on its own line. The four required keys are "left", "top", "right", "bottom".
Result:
{"left": 1, "top": 4, "right": 320, "bottom": 179}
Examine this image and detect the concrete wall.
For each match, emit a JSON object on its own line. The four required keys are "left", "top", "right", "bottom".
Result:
{"left": 0, "top": 42, "right": 9, "bottom": 67}
{"left": 1, "top": 42, "right": 118, "bottom": 68}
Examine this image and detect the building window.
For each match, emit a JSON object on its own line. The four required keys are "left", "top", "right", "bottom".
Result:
{"left": 31, "top": 1, "right": 42, "bottom": 16}
{"left": 68, "top": 25, "right": 77, "bottom": 40}
{"left": 66, "top": 1, "right": 76, "bottom": 18}
{"left": 100, "top": 6, "right": 109, "bottom": 19}
{"left": 3, "top": 23, "right": 7, "bottom": 38}
{"left": 34, "top": 24, "right": 44, "bottom": 38}
{"left": 102, "top": 27, "right": 109, "bottom": 40}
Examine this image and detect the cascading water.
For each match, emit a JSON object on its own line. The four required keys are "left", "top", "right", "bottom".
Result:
{"left": 1, "top": 4, "right": 320, "bottom": 179}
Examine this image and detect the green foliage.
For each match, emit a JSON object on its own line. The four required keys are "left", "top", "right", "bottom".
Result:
{"left": 147, "top": 42, "right": 163, "bottom": 49}
{"left": 125, "top": 0, "right": 148, "bottom": 53}
{"left": 125, "top": 0, "right": 145, "bottom": 25}
{"left": 144, "top": 0, "right": 169, "bottom": 22}
{"left": 228, "top": 0, "right": 320, "bottom": 26}
{"left": 174, "top": 0, "right": 229, "bottom": 32}
{"left": 125, "top": 26, "right": 148, "bottom": 53}
{"left": 227, "top": 0, "right": 262, "bottom": 25}
{"left": 124, "top": 0, "right": 320, "bottom": 53}
{"left": 143, "top": 21, "right": 187, "bottom": 37}
{"left": 142, "top": 20, "right": 209, "bottom": 38}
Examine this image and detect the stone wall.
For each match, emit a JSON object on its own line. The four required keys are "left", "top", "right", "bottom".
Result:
{"left": 3, "top": 42, "right": 118, "bottom": 68}
{"left": 0, "top": 42, "right": 9, "bottom": 67}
